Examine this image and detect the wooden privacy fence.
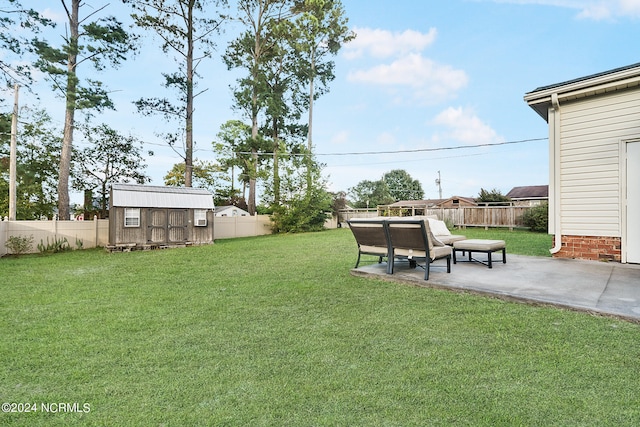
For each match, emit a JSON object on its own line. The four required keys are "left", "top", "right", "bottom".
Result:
{"left": 456, "top": 206, "right": 530, "bottom": 229}
{"left": 1, "top": 215, "right": 274, "bottom": 256}
{"left": 340, "top": 206, "right": 531, "bottom": 229}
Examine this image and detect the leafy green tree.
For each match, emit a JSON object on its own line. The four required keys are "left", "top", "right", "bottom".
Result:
{"left": 0, "top": 108, "right": 60, "bottom": 219}
{"left": 164, "top": 159, "right": 224, "bottom": 200}
{"left": 72, "top": 123, "right": 151, "bottom": 217}
{"left": 0, "top": 0, "right": 54, "bottom": 88}
{"left": 223, "top": 0, "right": 293, "bottom": 214}
{"left": 32, "top": 0, "right": 136, "bottom": 220}
{"left": 165, "top": 159, "right": 242, "bottom": 208}
{"left": 477, "top": 188, "right": 511, "bottom": 206}
{"left": 290, "top": 0, "right": 354, "bottom": 193}
{"left": 127, "top": 0, "right": 227, "bottom": 188}
{"left": 214, "top": 119, "right": 271, "bottom": 204}
{"left": 259, "top": 16, "right": 308, "bottom": 207}
{"left": 269, "top": 155, "right": 331, "bottom": 232}
{"left": 348, "top": 179, "right": 393, "bottom": 209}
{"left": 383, "top": 169, "right": 424, "bottom": 201}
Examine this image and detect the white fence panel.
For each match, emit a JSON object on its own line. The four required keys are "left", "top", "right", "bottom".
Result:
{"left": 0, "top": 220, "right": 6, "bottom": 257}
{"left": 213, "top": 215, "right": 272, "bottom": 239}
{"left": 1, "top": 219, "right": 109, "bottom": 256}
{"left": 1, "top": 215, "right": 274, "bottom": 256}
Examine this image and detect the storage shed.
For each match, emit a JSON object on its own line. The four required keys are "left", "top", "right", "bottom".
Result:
{"left": 524, "top": 62, "right": 640, "bottom": 263}
{"left": 108, "top": 183, "right": 215, "bottom": 249}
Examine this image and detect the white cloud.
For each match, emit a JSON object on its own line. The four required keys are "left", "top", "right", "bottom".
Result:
{"left": 617, "top": 0, "right": 640, "bottom": 15}
{"left": 344, "top": 27, "right": 437, "bottom": 60}
{"left": 376, "top": 132, "right": 397, "bottom": 146}
{"left": 432, "top": 107, "right": 501, "bottom": 145}
{"left": 41, "top": 8, "right": 67, "bottom": 24}
{"left": 576, "top": 4, "right": 612, "bottom": 19}
{"left": 347, "top": 54, "right": 468, "bottom": 104}
{"left": 330, "top": 130, "right": 350, "bottom": 145}
{"left": 349, "top": 54, "right": 465, "bottom": 88}
{"left": 485, "top": 0, "right": 640, "bottom": 20}
{"left": 343, "top": 27, "right": 467, "bottom": 104}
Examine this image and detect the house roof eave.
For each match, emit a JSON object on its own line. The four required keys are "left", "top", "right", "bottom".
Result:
{"left": 524, "top": 62, "right": 640, "bottom": 122}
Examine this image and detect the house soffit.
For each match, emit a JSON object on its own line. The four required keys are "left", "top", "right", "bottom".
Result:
{"left": 523, "top": 62, "right": 640, "bottom": 121}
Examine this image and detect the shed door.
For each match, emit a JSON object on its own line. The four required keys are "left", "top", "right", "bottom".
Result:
{"left": 147, "top": 209, "right": 167, "bottom": 243}
{"left": 627, "top": 141, "right": 640, "bottom": 264}
{"left": 146, "top": 209, "right": 188, "bottom": 244}
{"left": 168, "top": 209, "right": 188, "bottom": 243}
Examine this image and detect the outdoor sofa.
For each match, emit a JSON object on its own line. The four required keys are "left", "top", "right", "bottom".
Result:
{"left": 346, "top": 218, "right": 391, "bottom": 273}
{"left": 347, "top": 217, "right": 453, "bottom": 280}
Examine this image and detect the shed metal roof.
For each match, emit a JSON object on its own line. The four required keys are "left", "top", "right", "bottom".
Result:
{"left": 110, "top": 183, "right": 214, "bottom": 209}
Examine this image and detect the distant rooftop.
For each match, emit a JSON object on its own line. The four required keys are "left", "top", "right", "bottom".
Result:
{"left": 506, "top": 185, "right": 548, "bottom": 200}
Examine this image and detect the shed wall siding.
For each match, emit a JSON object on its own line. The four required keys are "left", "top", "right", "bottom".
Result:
{"left": 559, "top": 88, "right": 640, "bottom": 237}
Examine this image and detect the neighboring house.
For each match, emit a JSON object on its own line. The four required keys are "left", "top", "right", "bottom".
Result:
{"left": 434, "top": 196, "right": 478, "bottom": 208}
{"left": 379, "top": 197, "right": 477, "bottom": 216}
{"left": 215, "top": 205, "right": 250, "bottom": 217}
{"left": 524, "top": 62, "right": 640, "bottom": 263}
{"left": 108, "top": 183, "right": 215, "bottom": 249}
{"left": 506, "top": 185, "right": 549, "bottom": 206}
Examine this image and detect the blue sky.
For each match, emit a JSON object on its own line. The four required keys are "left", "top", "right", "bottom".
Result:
{"left": 15, "top": 0, "right": 640, "bottom": 202}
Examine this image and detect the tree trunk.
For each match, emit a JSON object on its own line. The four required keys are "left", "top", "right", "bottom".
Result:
{"left": 58, "top": 0, "right": 80, "bottom": 221}
{"left": 272, "top": 116, "right": 280, "bottom": 206}
{"left": 306, "top": 49, "right": 315, "bottom": 195}
{"left": 247, "top": 26, "right": 261, "bottom": 216}
{"left": 184, "top": 0, "right": 194, "bottom": 187}
{"left": 248, "top": 150, "right": 257, "bottom": 215}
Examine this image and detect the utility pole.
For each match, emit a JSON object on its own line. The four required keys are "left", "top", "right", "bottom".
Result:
{"left": 9, "top": 84, "right": 19, "bottom": 221}
{"left": 435, "top": 170, "right": 442, "bottom": 199}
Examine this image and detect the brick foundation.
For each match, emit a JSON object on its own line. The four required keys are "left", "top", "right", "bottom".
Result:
{"left": 553, "top": 235, "right": 621, "bottom": 262}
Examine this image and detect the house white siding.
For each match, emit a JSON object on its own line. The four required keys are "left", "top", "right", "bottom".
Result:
{"left": 558, "top": 88, "right": 640, "bottom": 237}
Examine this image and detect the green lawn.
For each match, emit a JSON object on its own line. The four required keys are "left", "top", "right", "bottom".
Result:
{"left": 1, "top": 229, "right": 638, "bottom": 426}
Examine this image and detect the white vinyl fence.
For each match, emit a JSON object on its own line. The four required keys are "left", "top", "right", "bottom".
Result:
{"left": 1, "top": 215, "right": 274, "bottom": 257}
{"left": 0, "top": 217, "right": 109, "bottom": 256}
{"left": 213, "top": 215, "right": 273, "bottom": 240}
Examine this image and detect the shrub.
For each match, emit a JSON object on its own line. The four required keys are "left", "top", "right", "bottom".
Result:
{"left": 37, "top": 236, "right": 72, "bottom": 254}
{"left": 4, "top": 235, "right": 34, "bottom": 256}
{"left": 270, "top": 189, "right": 332, "bottom": 233}
{"left": 522, "top": 203, "right": 549, "bottom": 232}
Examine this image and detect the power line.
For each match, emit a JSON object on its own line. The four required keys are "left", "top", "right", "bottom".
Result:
{"left": 233, "top": 137, "right": 548, "bottom": 157}
{"left": 319, "top": 137, "right": 547, "bottom": 156}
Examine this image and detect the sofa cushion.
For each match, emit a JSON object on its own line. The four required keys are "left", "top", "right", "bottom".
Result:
{"left": 427, "top": 218, "right": 451, "bottom": 236}
{"left": 437, "top": 234, "right": 467, "bottom": 245}
{"left": 394, "top": 245, "right": 451, "bottom": 261}
{"left": 454, "top": 239, "right": 505, "bottom": 252}
{"left": 359, "top": 244, "right": 388, "bottom": 256}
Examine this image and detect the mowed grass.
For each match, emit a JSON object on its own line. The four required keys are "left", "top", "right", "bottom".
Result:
{"left": 1, "top": 228, "right": 639, "bottom": 426}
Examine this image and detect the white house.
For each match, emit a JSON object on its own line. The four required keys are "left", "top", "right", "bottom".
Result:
{"left": 524, "top": 62, "right": 640, "bottom": 263}
{"left": 214, "top": 205, "right": 250, "bottom": 217}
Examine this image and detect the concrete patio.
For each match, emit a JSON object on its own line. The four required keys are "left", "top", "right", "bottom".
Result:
{"left": 351, "top": 253, "right": 640, "bottom": 322}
